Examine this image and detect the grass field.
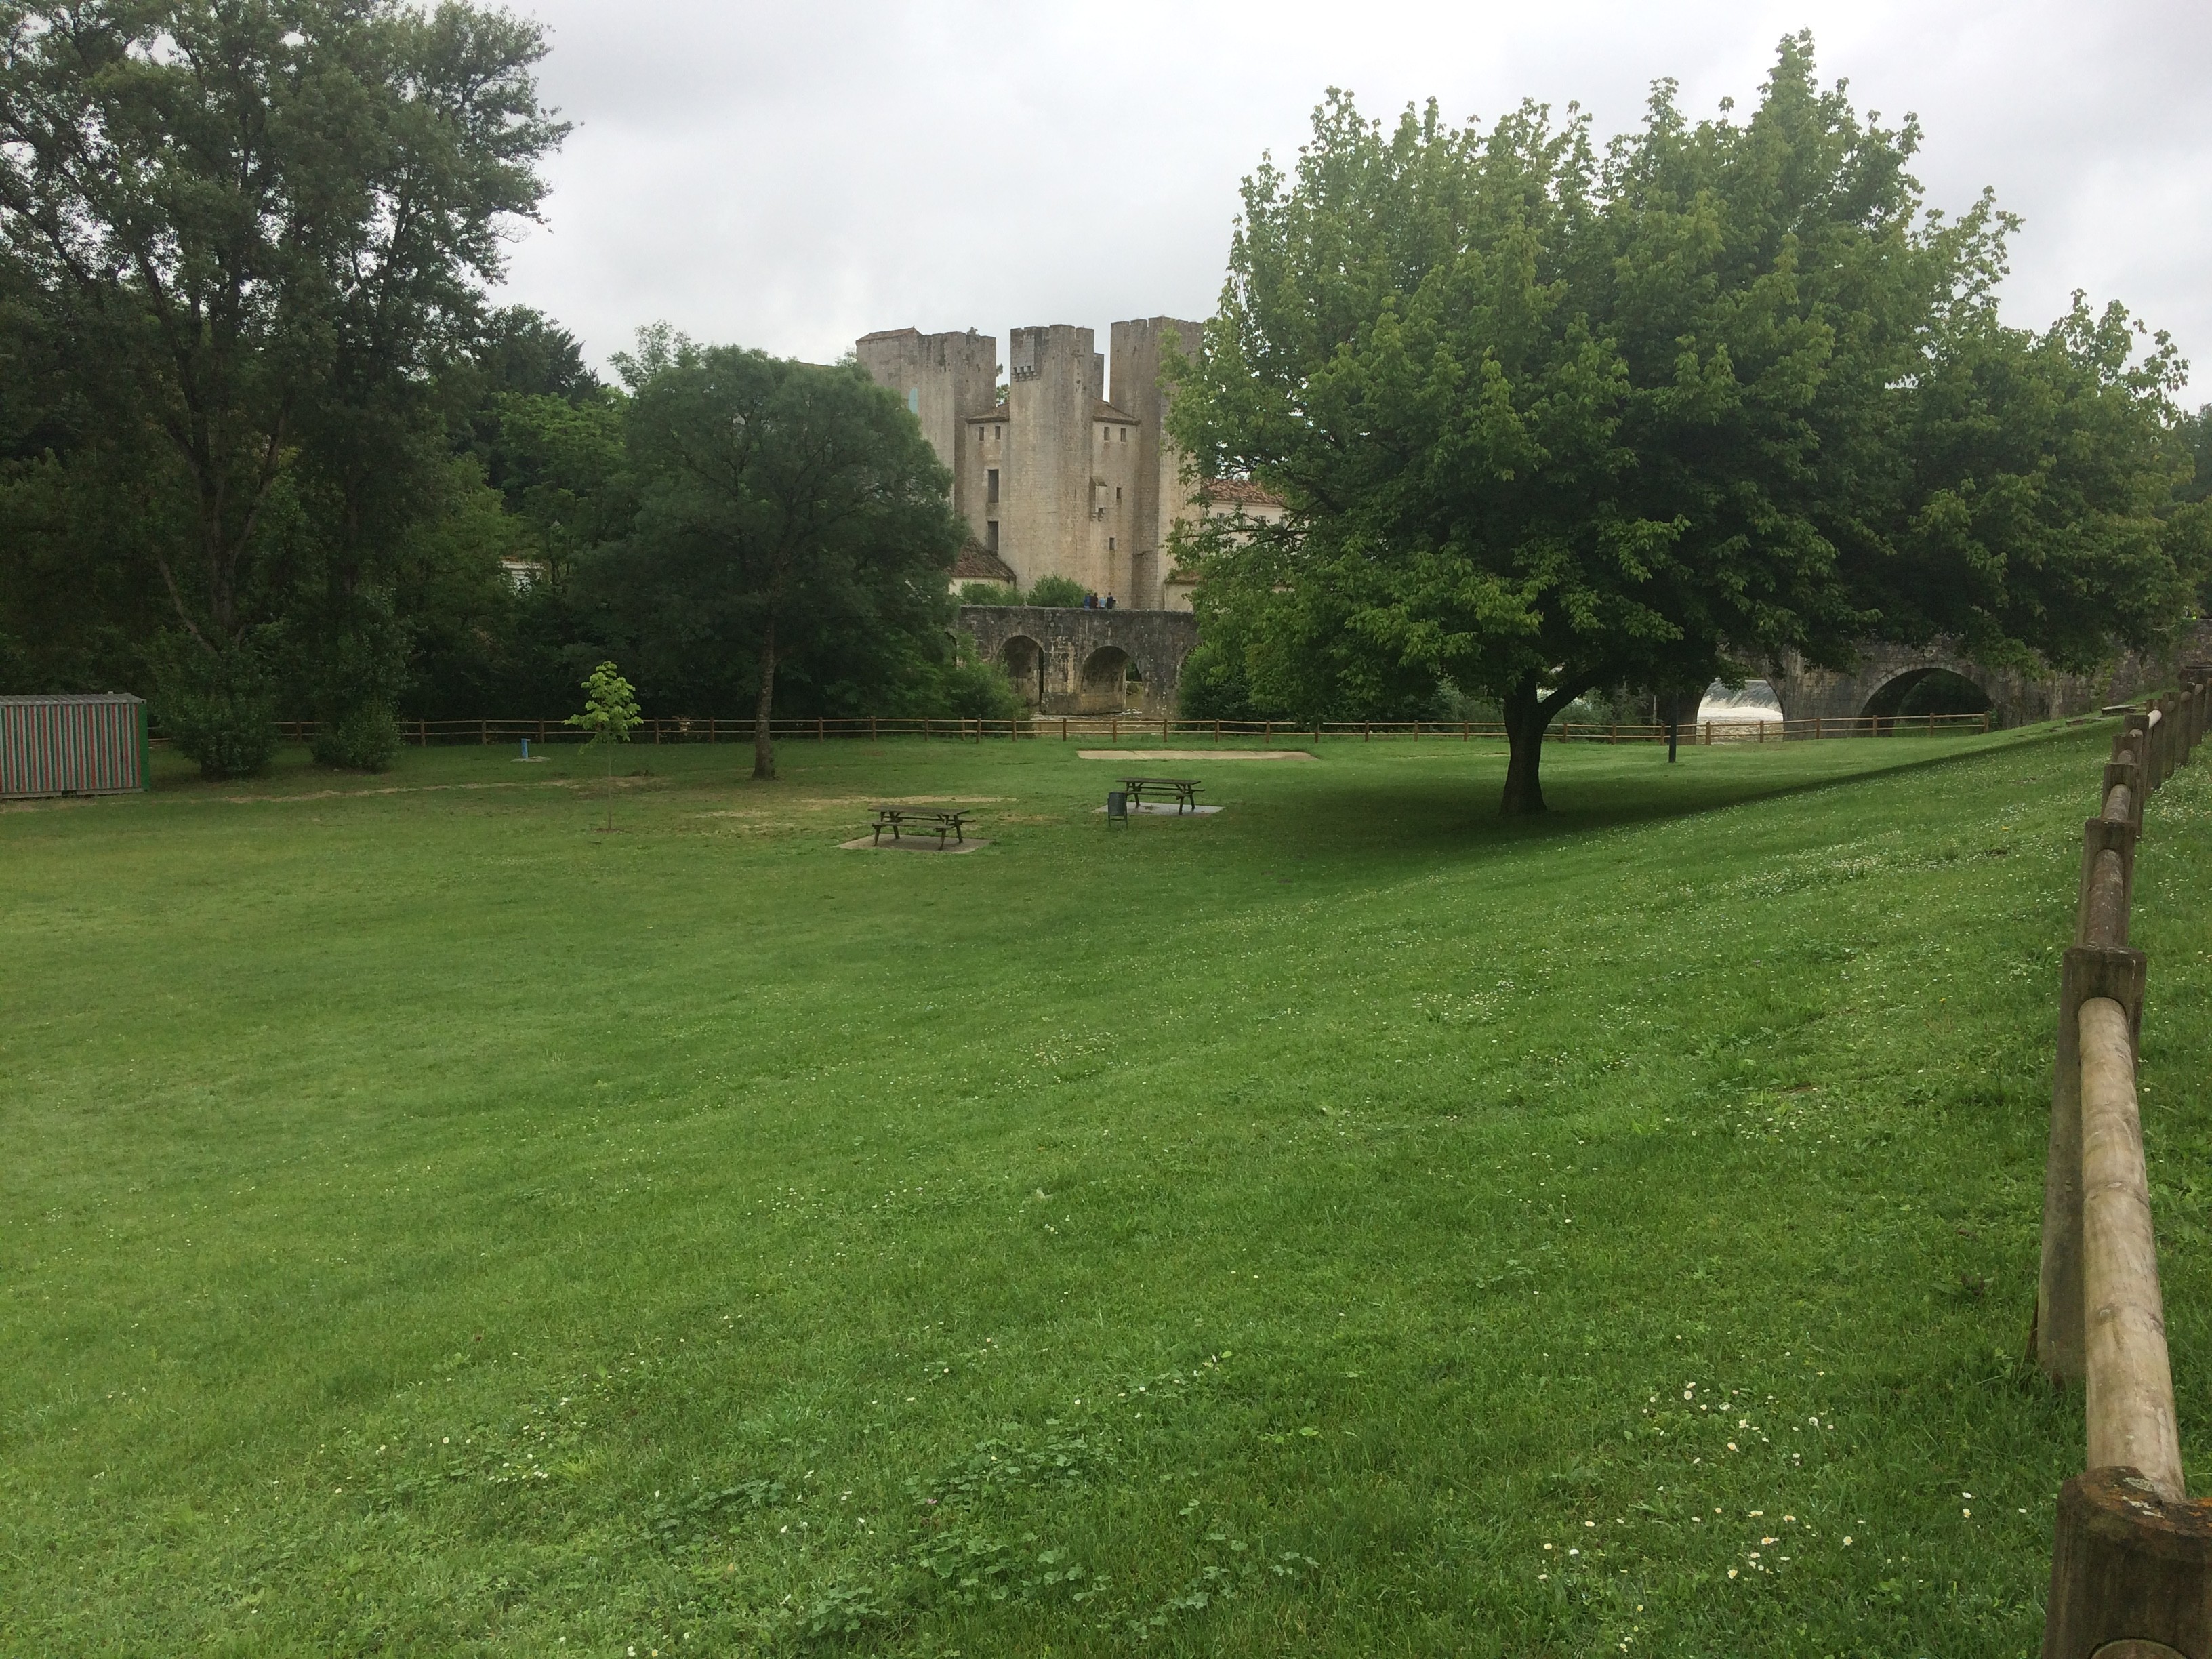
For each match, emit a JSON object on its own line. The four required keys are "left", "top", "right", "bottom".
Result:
{"left": 7, "top": 724, "right": 2212, "bottom": 1656}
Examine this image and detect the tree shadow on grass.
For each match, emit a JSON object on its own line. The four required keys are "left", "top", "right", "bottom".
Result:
{"left": 1270, "top": 725, "right": 2100, "bottom": 867}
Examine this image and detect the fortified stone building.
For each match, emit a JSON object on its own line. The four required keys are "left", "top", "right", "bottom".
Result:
{"left": 857, "top": 318, "right": 1232, "bottom": 611}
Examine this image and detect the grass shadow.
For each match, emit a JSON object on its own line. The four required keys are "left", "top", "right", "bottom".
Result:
{"left": 1256, "top": 723, "right": 2099, "bottom": 866}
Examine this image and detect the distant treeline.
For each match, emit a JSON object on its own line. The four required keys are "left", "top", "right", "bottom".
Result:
{"left": 0, "top": 1, "right": 1012, "bottom": 777}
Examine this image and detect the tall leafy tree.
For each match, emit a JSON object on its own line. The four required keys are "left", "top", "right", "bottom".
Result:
{"left": 0, "top": 0, "right": 565, "bottom": 770}
{"left": 609, "top": 333, "right": 966, "bottom": 779}
{"left": 1172, "top": 37, "right": 2203, "bottom": 813}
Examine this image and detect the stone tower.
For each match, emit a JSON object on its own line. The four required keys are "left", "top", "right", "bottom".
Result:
{"left": 1109, "top": 317, "right": 1204, "bottom": 608}
{"left": 857, "top": 314, "right": 1211, "bottom": 607}
{"left": 1003, "top": 325, "right": 1101, "bottom": 593}
{"left": 853, "top": 327, "right": 1000, "bottom": 541}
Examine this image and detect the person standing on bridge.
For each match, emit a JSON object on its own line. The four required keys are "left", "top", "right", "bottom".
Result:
{"left": 1105, "top": 593, "right": 1116, "bottom": 609}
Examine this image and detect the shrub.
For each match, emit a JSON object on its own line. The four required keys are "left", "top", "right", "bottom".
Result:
{"left": 148, "top": 632, "right": 279, "bottom": 779}
{"left": 1026, "top": 574, "right": 1086, "bottom": 607}
{"left": 958, "top": 581, "right": 1021, "bottom": 605}
{"left": 302, "top": 590, "right": 410, "bottom": 773}
{"left": 313, "top": 701, "right": 401, "bottom": 770}
{"left": 937, "top": 657, "right": 1027, "bottom": 720}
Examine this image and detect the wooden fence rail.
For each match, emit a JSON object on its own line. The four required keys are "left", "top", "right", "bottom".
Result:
{"left": 255, "top": 710, "right": 1995, "bottom": 748}
{"left": 2039, "top": 667, "right": 2212, "bottom": 1658}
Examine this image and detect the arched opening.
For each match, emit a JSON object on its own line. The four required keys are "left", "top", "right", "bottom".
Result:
{"left": 1079, "top": 645, "right": 1134, "bottom": 713}
{"left": 1862, "top": 667, "right": 1992, "bottom": 730}
{"left": 997, "top": 634, "right": 1046, "bottom": 708}
{"left": 1694, "top": 678, "right": 1784, "bottom": 740}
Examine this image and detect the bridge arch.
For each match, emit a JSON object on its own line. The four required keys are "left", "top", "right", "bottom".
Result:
{"left": 996, "top": 634, "right": 1046, "bottom": 707}
{"left": 957, "top": 605, "right": 1199, "bottom": 715}
{"left": 1079, "top": 645, "right": 1138, "bottom": 713}
{"left": 1861, "top": 665, "right": 1994, "bottom": 723}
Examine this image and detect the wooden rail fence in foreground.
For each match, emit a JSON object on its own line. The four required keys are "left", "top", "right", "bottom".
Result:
{"left": 2038, "top": 667, "right": 2212, "bottom": 1658}
{"left": 253, "top": 710, "right": 1994, "bottom": 748}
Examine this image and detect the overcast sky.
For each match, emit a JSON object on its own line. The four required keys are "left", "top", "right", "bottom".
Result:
{"left": 495, "top": 0, "right": 2212, "bottom": 400}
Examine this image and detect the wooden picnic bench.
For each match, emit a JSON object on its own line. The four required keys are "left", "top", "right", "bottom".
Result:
{"left": 1119, "top": 777, "right": 1203, "bottom": 813}
{"left": 869, "top": 806, "right": 972, "bottom": 847}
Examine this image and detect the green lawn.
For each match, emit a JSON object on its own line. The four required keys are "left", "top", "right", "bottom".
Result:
{"left": 7, "top": 724, "right": 2211, "bottom": 1656}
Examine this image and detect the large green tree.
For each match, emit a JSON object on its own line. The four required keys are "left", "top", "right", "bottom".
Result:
{"left": 0, "top": 0, "right": 565, "bottom": 770}
{"left": 607, "top": 333, "right": 968, "bottom": 779}
{"left": 1172, "top": 37, "right": 2205, "bottom": 813}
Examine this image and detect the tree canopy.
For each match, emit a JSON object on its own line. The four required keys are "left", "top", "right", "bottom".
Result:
{"left": 0, "top": 0, "right": 566, "bottom": 770}
{"left": 602, "top": 333, "right": 975, "bottom": 779}
{"left": 1170, "top": 35, "right": 2207, "bottom": 813}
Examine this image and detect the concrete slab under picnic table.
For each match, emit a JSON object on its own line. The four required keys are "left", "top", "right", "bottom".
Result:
{"left": 838, "top": 835, "right": 994, "bottom": 854}
{"left": 1092, "top": 802, "right": 1223, "bottom": 815}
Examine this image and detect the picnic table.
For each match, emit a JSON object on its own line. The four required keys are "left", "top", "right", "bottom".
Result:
{"left": 1119, "top": 776, "right": 1203, "bottom": 813}
{"left": 869, "top": 806, "right": 972, "bottom": 847}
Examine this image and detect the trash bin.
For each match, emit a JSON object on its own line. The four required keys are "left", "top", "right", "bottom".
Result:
{"left": 1107, "top": 789, "right": 1128, "bottom": 824}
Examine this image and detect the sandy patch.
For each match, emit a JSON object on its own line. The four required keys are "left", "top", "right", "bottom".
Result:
{"left": 1076, "top": 750, "right": 1313, "bottom": 762}
{"left": 211, "top": 779, "right": 588, "bottom": 804}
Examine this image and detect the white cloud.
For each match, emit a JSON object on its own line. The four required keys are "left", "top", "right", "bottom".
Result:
{"left": 496, "top": 0, "right": 2212, "bottom": 395}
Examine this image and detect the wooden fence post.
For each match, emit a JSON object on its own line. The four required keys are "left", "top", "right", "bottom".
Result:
{"left": 2043, "top": 1467, "right": 2212, "bottom": 1658}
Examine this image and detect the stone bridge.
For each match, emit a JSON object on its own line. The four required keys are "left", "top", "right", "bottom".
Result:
{"left": 1768, "top": 628, "right": 2211, "bottom": 728}
{"left": 960, "top": 607, "right": 2205, "bottom": 724}
{"left": 958, "top": 605, "right": 1200, "bottom": 716}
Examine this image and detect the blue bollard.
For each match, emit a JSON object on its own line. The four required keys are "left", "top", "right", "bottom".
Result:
{"left": 520, "top": 737, "right": 530, "bottom": 759}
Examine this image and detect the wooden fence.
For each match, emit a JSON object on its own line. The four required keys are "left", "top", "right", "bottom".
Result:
{"left": 2038, "top": 669, "right": 2212, "bottom": 1656}
{"left": 262, "top": 710, "right": 1994, "bottom": 748}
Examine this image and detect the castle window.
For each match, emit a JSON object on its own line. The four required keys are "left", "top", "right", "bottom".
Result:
{"left": 907, "top": 388, "right": 919, "bottom": 413}
{"left": 1115, "top": 487, "right": 1122, "bottom": 502}
{"left": 987, "top": 468, "right": 999, "bottom": 504}
{"left": 986, "top": 520, "right": 999, "bottom": 552}
{"left": 1109, "top": 537, "right": 1115, "bottom": 550}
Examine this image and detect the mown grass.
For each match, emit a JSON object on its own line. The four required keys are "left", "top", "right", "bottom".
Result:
{"left": 6, "top": 723, "right": 2212, "bottom": 1656}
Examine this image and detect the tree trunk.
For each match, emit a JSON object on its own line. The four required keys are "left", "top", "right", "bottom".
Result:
{"left": 752, "top": 621, "right": 778, "bottom": 781}
{"left": 1667, "top": 690, "right": 1680, "bottom": 764}
{"left": 1500, "top": 676, "right": 1590, "bottom": 816}
{"left": 1501, "top": 679, "right": 1548, "bottom": 816}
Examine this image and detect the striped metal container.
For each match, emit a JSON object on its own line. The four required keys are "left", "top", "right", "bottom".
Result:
{"left": 0, "top": 695, "right": 149, "bottom": 798}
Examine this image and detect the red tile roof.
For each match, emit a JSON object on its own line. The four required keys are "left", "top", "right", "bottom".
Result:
{"left": 951, "top": 542, "right": 1019, "bottom": 583}
{"left": 1198, "top": 478, "right": 1284, "bottom": 507}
